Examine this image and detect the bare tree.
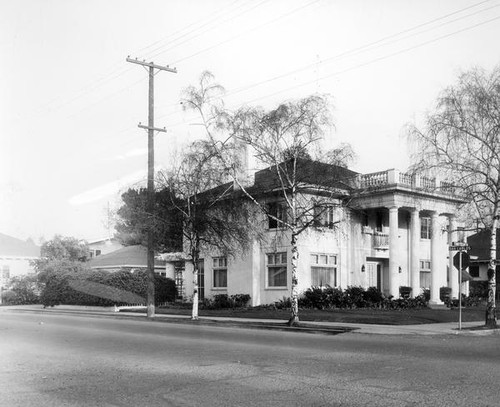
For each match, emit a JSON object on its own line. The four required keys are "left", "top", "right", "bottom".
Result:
{"left": 407, "top": 65, "right": 500, "bottom": 327}
{"left": 182, "top": 72, "right": 357, "bottom": 326}
{"left": 158, "top": 140, "right": 259, "bottom": 320}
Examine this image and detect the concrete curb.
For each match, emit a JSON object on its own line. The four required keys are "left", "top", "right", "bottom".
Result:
{"left": 2, "top": 304, "right": 498, "bottom": 336}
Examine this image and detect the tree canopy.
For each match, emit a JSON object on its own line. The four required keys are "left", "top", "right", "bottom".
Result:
{"left": 407, "top": 64, "right": 500, "bottom": 327}
{"left": 114, "top": 187, "right": 183, "bottom": 253}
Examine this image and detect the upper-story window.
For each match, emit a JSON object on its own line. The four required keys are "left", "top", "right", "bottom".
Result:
{"left": 376, "top": 211, "right": 384, "bottom": 232}
{"left": 314, "top": 205, "right": 336, "bottom": 229}
{"left": 268, "top": 202, "right": 287, "bottom": 229}
{"left": 421, "top": 217, "right": 431, "bottom": 239}
{"left": 212, "top": 256, "right": 228, "bottom": 288}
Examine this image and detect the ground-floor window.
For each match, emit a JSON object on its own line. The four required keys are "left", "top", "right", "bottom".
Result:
{"left": 310, "top": 254, "right": 337, "bottom": 287}
{"left": 420, "top": 260, "right": 431, "bottom": 289}
{"left": 1, "top": 265, "right": 10, "bottom": 280}
{"left": 212, "top": 256, "right": 228, "bottom": 288}
{"left": 197, "top": 259, "right": 205, "bottom": 300}
{"left": 267, "top": 252, "right": 287, "bottom": 287}
{"left": 174, "top": 261, "right": 184, "bottom": 300}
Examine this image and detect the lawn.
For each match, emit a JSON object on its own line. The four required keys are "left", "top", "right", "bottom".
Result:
{"left": 152, "top": 305, "right": 487, "bottom": 325}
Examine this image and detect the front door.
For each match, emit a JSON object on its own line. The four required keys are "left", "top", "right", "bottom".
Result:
{"left": 366, "top": 262, "right": 382, "bottom": 291}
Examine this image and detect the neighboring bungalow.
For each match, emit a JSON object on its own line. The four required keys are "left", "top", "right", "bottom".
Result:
{"left": 171, "top": 158, "right": 467, "bottom": 306}
{"left": 87, "top": 244, "right": 166, "bottom": 275}
{"left": 467, "top": 228, "right": 500, "bottom": 282}
{"left": 0, "top": 232, "right": 40, "bottom": 288}
{"left": 87, "top": 237, "right": 124, "bottom": 258}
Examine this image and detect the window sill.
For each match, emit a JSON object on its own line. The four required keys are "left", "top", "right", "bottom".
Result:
{"left": 265, "top": 287, "right": 288, "bottom": 290}
{"left": 211, "top": 287, "right": 228, "bottom": 291}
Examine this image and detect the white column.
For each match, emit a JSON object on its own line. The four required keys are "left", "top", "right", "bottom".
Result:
{"left": 410, "top": 208, "right": 420, "bottom": 297}
{"left": 388, "top": 206, "right": 400, "bottom": 297}
{"left": 430, "top": 211, "right": 442, "bottom": 304}
{"left": 448, "top": 215, "right": 458, "bottom": 299}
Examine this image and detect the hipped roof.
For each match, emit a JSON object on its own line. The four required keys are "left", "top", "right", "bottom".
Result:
{"left": 467, "top": 228, "right": 500, "bottom": 261}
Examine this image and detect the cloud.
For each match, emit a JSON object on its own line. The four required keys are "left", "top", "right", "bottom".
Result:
{"left": 69, "top": 170, "right": 146, "bottom": 206}
{"left": 111, "top": 148, "right": 147, "bottom": 161}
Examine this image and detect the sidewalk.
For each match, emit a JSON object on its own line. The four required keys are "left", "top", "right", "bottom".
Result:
{"left": 2, "top": 304, "right": 498, "bottom": 336}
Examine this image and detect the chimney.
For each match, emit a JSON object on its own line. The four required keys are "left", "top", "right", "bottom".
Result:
{"left": 233, "top": 137, "right": 253, "bottom": 189}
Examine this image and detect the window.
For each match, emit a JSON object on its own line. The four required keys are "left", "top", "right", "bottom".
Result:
{"left": 420, "top": 259, "right": 431, "bottom": 289}
{"left": 267, "top": 252, "right": 287, "bottom": 287}
{"left": 314, "top": 205, "right": 336, "bottom": 229}
{"left": 421, "top": 217, "right": 431, "bottom": 239}
{"left": 197, "top": 259, "right": 205, "bottom": 300}
{"left": 268, "top": 202, "right": 287, "bottom": 229}
{"left": 1, "top": 265, "right": 10, "bottom": 280}
{"left": 311, "top": 254, "right": 337, "bottom": 286}
{"left": 376, "top": 211, "right": 384, "bottom": 232}
{"left": 212, "top": 257, "right": 228, "bottom": 288}
{"left": 174, "top": 261, "right": 185, "bottom": 300}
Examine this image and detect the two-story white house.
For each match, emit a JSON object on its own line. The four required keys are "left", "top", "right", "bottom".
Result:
{"left": 166, "top": 159, "right": 466, "bottom": 306}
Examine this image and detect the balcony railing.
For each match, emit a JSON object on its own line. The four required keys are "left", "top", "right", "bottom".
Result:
{"left": 358, "top": 169, "right": 456, "bottom": 195}
{"left": 373, "top": 232, "right": 389, "bottom": 249}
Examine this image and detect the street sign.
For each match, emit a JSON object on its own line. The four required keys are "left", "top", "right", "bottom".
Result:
{"left": 453, "top": 252, "right": 470, "bottom": 271}
{"left": 449, "top": 244, "right": 471, "bottom": 251}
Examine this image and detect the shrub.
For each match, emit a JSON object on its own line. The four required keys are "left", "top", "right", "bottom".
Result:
{"left": 39, "top": 268, "right": 176, "bottom": 307}
{"left": 2, "top": 275, "right": 40, "bottom": 305}
{"left": 201, "top": 293, "right": 251, "bottom": 309}
{"left": 364, "top": 287, "right": 385, "bottom": 306}
{"left": 440, "top": 286, "right": 452, "bottom": 302}
{"left": 231, "top": 293, "right": 251, "bottom": 308}
{"left": 344, "top": 286, "right": 366, "bottom": 308}
{"left": 298, "top": 286, "right": 428, "bottom": 310}
{"left": 399, "top": 286, "right": 412, "bottom": 299}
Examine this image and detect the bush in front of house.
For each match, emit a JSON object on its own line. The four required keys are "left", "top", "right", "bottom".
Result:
{"left": 201, "top": 293, "right": 251, "bottom": 309}
{"left": 1, "top": 275, "right": 40, "bottom": 305}
{"left": 39, "top": 268, "right": 176, "bottom": 307}
{"left": 297, "top": 286, "right": 429, "bottom": 310}
{"left": 399, "top": 286, "right": 412, "bottom": 299}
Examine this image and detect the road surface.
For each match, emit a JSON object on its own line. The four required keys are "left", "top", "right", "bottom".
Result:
{"left": 1, "top": 309, "right": 499, "bottom": 406}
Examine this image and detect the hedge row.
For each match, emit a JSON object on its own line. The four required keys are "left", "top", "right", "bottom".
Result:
{"left": 40, "top": 268, "right": 176, "bottom": 307}
{"left": 295, "top": 286, "right": 429, "bottom": 310}
{"left": 201, "top": 293, "right": 251, "bottom": 309}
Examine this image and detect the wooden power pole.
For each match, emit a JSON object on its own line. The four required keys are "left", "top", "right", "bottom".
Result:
{"left": 126, "top": 57, "right": 177, "bottom": 318}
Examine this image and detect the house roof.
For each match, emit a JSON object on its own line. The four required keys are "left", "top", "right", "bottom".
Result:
{"left": 250, "top": 158, "right": 358, "bottom": 194}
{"left": 87, "top": 245, "right": 166, "bottom": 269}
{"left": 196, "top": 158, "right": 358, "bottom": 202}
{"left": 0, "top": 233, "right": 40, "bottom": 257}
{"left": 467, "top": 229, "right": 500, "bottom": 261}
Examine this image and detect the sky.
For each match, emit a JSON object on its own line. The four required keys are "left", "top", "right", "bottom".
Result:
{"left": 1, "top": 0, "right": 499, "bottom": 243}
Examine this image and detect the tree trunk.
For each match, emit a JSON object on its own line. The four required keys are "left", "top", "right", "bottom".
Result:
{"left": 191, "top": 247, "right": 200, "bottom": 321}
{"left": 485, "top": 216, "right": 498, "bottom": 328}
{"left": 288, "top": 232, "right": 300, "bottom": 327}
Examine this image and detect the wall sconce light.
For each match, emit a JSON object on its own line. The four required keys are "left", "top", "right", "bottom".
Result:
{"left": 398, "top": 266, "right": 402, "bottom": 273}
{"left": 361, "top": 264, "right": 365, "bottom": 272}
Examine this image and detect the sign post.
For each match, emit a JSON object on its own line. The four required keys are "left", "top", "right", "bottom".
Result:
{"left": 449, "top": 242, "right": 471, "bottom": 330}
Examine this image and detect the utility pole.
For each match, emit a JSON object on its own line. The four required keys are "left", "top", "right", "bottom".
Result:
{"left": 126, "top": 56, "right": 177, "bottom": 318}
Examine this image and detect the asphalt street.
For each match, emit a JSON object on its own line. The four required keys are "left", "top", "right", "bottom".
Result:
{"left": 1, "top": 309, "right": 499, "bottom": 406}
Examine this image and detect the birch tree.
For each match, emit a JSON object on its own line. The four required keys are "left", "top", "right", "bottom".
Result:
{"left": 159, "top": 140, "right": 258, "bottom": 320}
{"left": 182, "top": 72, "right": 356, "bottom": 326}
{"left": 407, "top": 65, "right": 500, "bottom": 328}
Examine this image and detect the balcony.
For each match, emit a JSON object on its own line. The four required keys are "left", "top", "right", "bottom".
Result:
{"left": 358, "top": 169, "right": 457, "bottom": 194}
{"left": 373, "top": 231, "right": 389, "bottom": 249}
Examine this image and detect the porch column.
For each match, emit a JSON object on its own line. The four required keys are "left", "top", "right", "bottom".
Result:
{"left": 410, "top": 208, "right": 420, "bottom": 297}
{"left": 430, "top": 211, "right": 442, "bottom": 304}
{"left": 388, "top": 206, "right": 400, "bottom": 297}
{"left": 448, "top": 215, "right": 458, "bottom": 299}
